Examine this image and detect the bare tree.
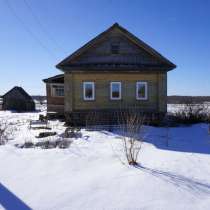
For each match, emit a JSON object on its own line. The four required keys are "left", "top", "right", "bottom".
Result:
{"left": 118, "top": 109, "right": 146, "bottom": 165}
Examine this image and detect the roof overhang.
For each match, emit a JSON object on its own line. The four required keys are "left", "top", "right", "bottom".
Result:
{"left": 43, "top": 74, "right": 64, "bottom": 83}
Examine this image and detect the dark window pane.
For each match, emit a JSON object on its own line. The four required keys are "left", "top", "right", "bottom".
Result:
{"left": 137, "top": 84, "right": 145, "bottom": 98}
{"left": 85, "top": 84, "right": 93, "bottom": 98}
{"left": 111, "top": 83, "right": 120, "bottom": 98}
{"left": 112, "top": 91, "right": 119, "bottom": 98}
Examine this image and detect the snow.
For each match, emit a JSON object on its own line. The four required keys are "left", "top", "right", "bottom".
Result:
{"left": 0, "top": 110, "right": 210, "bottom": 210}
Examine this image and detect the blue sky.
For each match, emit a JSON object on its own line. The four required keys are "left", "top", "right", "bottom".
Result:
{"left": 0, "top": 0, "right": 210, "bottom": 96}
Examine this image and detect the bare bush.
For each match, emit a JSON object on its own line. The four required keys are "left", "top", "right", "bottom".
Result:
{"left": 174, "top": 102, "right": 209, "bottom": 124}
{"left": 23, "top": 141, "right": 34, "bottom": 148}
{"left": 118, "top": 110, "right": 146, "bottom": 165}
{"left": 0, "top": 121, "right": 9, "bottom": 145}
{"left": 58, "top": 139, "right": 72, "bottom": 149}
{"left": 208, "top": 114, "right": 210, "bottom": 134}
{"left": 85, "top": 111, "right": 101, "bottom": 130}
{"left": 64, "top": 126, "right": 81, "bottom": 138}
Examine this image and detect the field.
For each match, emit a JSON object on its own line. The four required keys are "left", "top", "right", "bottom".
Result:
{"left": 0, "top": 105, "right": 210, "bottom": 210}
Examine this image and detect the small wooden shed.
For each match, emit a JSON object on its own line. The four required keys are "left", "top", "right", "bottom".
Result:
{"left": 2, "top": 86, "right": 35, "bottom": 112}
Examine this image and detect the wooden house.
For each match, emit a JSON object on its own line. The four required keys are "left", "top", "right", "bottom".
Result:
{"left": 43, "top": 23, "right": 176, "bottom": 124}
{"left": 2, "top": 86, "right": 35, "bottom": 112}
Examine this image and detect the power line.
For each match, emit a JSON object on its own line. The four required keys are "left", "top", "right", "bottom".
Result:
{"left": 23, "top": 0, "right": 67, "bottom": 54}
{"left": 4, "top": 0, "right": 57, "bottom": 60}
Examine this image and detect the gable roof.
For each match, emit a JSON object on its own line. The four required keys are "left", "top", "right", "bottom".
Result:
{"left": 43, "top": 74, "right": 64, "bottom": 83}
{"left": 56, "top": 23, "right": 176, "bottom": 72}
{"left": 3, "top": 86, "right": 33, "bottom": 101}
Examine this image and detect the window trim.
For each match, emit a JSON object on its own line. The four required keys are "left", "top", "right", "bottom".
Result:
{"left": 110, "top": 82, "right": 122, "bottom": 100}
{"left": 83, "top": 82, "right": 95, "bottom": 101}
{"left": 51, "top": 83, "right": 64, "bottom": 97}
{"left": 136, "top": 81, "right": 148, "bottom": 100}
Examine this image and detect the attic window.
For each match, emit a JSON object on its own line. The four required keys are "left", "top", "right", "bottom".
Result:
{"left": 111, "top": 43, "right": 119, "bottom": 54}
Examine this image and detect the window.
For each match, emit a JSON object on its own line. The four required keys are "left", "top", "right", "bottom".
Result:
{"left": 110, "top": 82, "right": 121, "bottom": 100}
{"left": 51, "top": 84, "right": 64, "bottom": 97}
{"left": 136, "top": 82, "right": 148, "bottom": 100}
{"left": 83, "top": 82, "right": 95, "bottom": 100}
{"left": 111, "top": 43, "right": 119, "bottom": 54}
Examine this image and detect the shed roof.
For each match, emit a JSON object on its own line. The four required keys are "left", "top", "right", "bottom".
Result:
{"left": 3, "top": 86, "right": 33, "bottom": 101}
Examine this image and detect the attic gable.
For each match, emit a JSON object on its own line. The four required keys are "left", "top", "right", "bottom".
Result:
{"left": 71, "top": 31, "right": 161, "bottom": 65}
{"left": 56, "top": 23, "right": 176, "bottom": 72}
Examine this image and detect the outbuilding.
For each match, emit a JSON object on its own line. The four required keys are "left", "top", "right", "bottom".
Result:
{"left": 2, "top": 86, "right": 35, "bottom": 112}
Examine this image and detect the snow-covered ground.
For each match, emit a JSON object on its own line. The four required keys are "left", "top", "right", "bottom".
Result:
{"left": 0, "top": 109, "right": 210, "bottom": 210}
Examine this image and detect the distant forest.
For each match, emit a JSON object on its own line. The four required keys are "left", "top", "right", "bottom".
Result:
{"left": 1, "top": 95, "right": 210, "bottom": 104}
{"left": 167, "top": 96, "right": 210, "bottom": 104}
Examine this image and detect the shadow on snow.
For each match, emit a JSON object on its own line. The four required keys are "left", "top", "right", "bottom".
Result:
{"left": 111, "top": 123, "right": 210, "bottom": 155}
{"left": 145, "top": 124, "right": 210, "bottom": 155}
{"left": 135, "top": 164, "right": 210, "bottom": 195}
{"left": 0, "top": 183, "right": 31, "bottom": 210}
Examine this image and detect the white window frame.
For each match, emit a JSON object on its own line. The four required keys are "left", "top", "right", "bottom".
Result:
{"left": 136, "top": 81, "right": 148, "bottom": 100}
{"left": 110, "top": 82, "right": 122, "bottom": 100}
{"left": 83, "top": 82, "right": 95, "bottom": 101}
{"left": 51, "top": 84, "right": 64, "bottom": 97}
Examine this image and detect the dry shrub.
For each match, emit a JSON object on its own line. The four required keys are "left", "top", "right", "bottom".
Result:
{"left": 85, "top": 111, "right": 101, "bottom": 130}
{"left": 84, "top": 107, "right": 147, "bottom": 165}
{"left": 174, "top": 102, "right": 209, "bottom": 124}
{"left": 118, "top": 109, "right": 146, "bottom": 165}
{"left": 64, "top": 127, "right": 81, "bottom": 138}
{"left": 0, "top": 121, "right": 9, "bottom": 145}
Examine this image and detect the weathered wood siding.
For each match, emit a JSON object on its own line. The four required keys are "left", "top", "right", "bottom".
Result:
{"left": 46, "top": 84, "right": 64, "bottom": 114}
{"left": 65, "top": 72, "right": 167, "bottom": 113}
{"left": 158, "top": 73, "right": 167, "bottom": 112}
{"left": 72, "top": 28, "right": 161, "bottom": 65}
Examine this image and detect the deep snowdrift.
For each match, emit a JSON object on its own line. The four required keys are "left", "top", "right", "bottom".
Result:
{"left": 0, "top": 110, "right": 210, "bottom": 210}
